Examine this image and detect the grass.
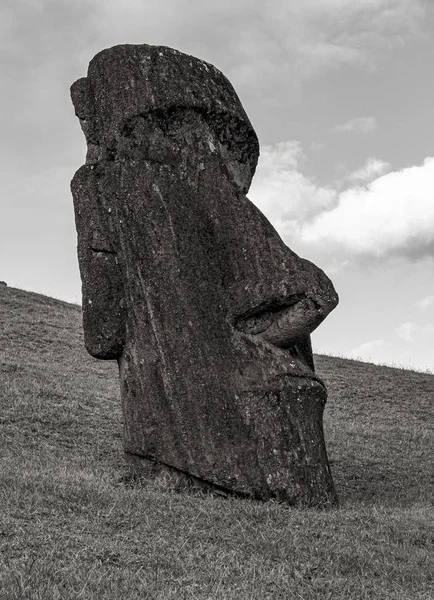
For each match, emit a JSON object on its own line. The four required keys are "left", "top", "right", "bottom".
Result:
{"left": 0, "top": 284, "right": 433, "bottom": 599}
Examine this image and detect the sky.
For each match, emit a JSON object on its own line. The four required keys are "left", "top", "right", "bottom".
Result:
{"left": 1, "top": 0, "right": 434, "bottom": 373}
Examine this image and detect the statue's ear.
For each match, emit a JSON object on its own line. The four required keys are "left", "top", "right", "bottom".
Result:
{"left": 70, "top": 78, "right": 89, "bottom": 120}
{"left": 71, "top": 165, "right": 125, "bottom": 359}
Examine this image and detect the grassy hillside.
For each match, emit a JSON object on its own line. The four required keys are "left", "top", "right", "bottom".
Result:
{"left": 1, "top": 284, "right": 433, "bottom": 599}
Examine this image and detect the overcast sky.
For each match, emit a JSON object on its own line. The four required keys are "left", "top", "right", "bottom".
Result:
{"left": 1, "top": 0, "right": 434, "bottom": 373}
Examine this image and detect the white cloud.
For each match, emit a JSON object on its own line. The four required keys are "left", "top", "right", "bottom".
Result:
{"left": 416, "top": 295, "right": 434, "bottom": 310}
{"left": 300, "top": 157, "right": 434, "bottom": 260}
{"left": 333, "top": 116, "right": 378, "bottom": 134}
{"left": 348, "top": 339, "right": 386, "bottom": 359}
{"left": 346, "top": 158, "right": 390, "bottom": 184}
{"left": 346, "top": 335, "right": 433, "bottom": 372}
{"left": 396, "top": 322, "right": 417, "bottom": 342}
{"left": 396, "top": 322, "right": 434, "bottom": 341}
{"left": 249, "top": 143, "right": 434, "bottom": 263}
{"left": 248, "top": 141, "right": 336, "bottom": 243}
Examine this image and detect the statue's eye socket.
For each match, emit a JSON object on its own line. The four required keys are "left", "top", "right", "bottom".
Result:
{"left": 121, "top": 109, "right": 204, "bottom": 141}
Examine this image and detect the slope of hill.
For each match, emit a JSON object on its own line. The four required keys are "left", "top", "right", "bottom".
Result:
{"left": 1, "top": 284, "right": 433, "bottom": 599}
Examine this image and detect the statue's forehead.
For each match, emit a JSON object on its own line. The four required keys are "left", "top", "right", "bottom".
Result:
{"left": 87, "top": 44, "right": 240, "bottom": 112}
{"left": 71, "top": 44, "right": 260, "bottom": 190}
{"left": 73, "top": 45, "right": 255, "bottom": 137}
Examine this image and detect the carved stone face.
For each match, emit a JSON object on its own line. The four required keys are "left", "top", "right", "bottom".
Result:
{"left": 71, "top": 44, "right": 339, "bottom": 506}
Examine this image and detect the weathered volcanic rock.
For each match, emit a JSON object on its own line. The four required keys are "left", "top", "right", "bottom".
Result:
{"left": 71, "top": 44, "right": 339, "bottom": 506}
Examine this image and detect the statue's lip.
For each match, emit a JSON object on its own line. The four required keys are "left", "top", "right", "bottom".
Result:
{"left": 285, "top": 356, "right": 327, "bottom": 389}
{"left": 287, "top": 370, "right": 326, "bottom": 390}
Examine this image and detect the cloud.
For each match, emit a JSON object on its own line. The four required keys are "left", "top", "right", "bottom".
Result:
{"left": 347, "top": 335, "right": 433, "bottom": 372}
{"left": 416, "top": 295, "right": 434, "bottom": 310}
{"left": 348, "top": 339, "right": 386, "bottom": 359}
{"left": 1, "top": 0, "right": 427, "bottom": 110}
{"left": 309, "top": 142, "right": 325, "bottom": 152}
{"left": 70, "top": 0, "right": 427, "bottom": 97}
{"left": 346, "top": 158, "right": 390, "bottom": 184}
{"left": 292, "top": 0, "right": 426, "bottom": 76}
{"left": 249, "top": 142, "right": 434, "bottom": 263}
{"left": 300, "top": 157, "right": 434, "bottom": 260}
{"left": 396, "top": 322, "right": 417, "bottom": 342}
{"left": 248, "top": 141, "right": 337, "bottom": 243}
{"left": 396, "top": 322, "right": 434, "bottom": 341}
{"left": 333, "top": 116, "right": 378, "bottom": 135}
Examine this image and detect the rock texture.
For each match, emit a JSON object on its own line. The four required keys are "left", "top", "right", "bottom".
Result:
{"left": 71, "top": 44, "right": 339, "bottom": 506}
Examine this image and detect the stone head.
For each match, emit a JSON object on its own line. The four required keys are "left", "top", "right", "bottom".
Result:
{"left": 71, "top": 44, "right": 339, "bottom": 505}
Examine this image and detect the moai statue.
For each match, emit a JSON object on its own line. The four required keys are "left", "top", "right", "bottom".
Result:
{"left": 71, "top": 44, "right": 339, "bottom": 506}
